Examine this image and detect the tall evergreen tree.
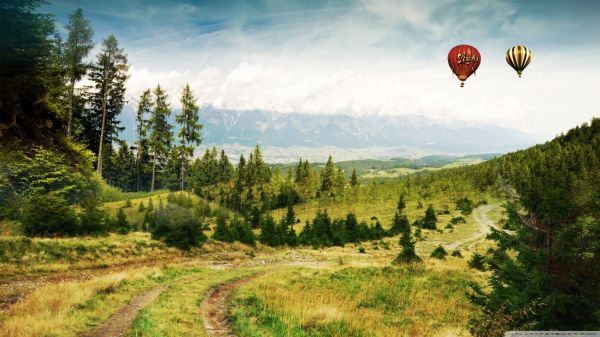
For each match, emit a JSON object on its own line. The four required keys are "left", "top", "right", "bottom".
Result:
{"left": 90, "top": 35, "right": 128, "bottom": 177}
{"left": 135, "top": 89, "right": 153, "bottom": 191}
{"left": 320, "top": 155, "right": 335, "bottom": 192}
{"left": 64, "top": 8, "right": 94, "bottom": 137}
{"left": 148, "top": 85, "right": 173, "bottom": 191}
{"left": 394, "top": 222, "right": 421, "bottom": 263}
{"left": 176, "top": 84, "right": 202, "bottom": 190}
{"left": 350, "top": 169, "right": 359, "bottom": 187}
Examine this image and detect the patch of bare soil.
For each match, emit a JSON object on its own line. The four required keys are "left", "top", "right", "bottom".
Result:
{"left": 202, "top": 276, "right": 256, "bottom": 337}
{"left": 81, "top": 285, "right": 167, "bottom": 337}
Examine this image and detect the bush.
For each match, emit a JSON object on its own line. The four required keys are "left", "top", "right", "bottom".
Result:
{"left": 430, "top": 245, "right": 448, "bottom": 259}
{"left": 114, "top": 208, "right": 130, "bottom": 234}
{"left": 150, "top": 204, "right": 207, "bottom": 250}
{"left": 138, "top": 201, "right": 146, "bottom": 212}
{"left": 422, "top": 205, "right": 437, "bottom": 230}
{"left": 468, "top": 253, "right": 486, "bottom": 270}
{"left": 79, "top": 192, "right": 107, "bottom": 235}
{"left": 21, "top": 195, "right": 80, "bottom": 237}
{"left": 124, "top": 199, "right": 132, "bottom": 208}
{"left": 450, "top": 216, "right": 467, "bottom": 225}
{"left": 358, "top": 246, "right": 366, "bottom": 254}
{"left": 451, "top": 249, "right": 463, "bottom": 258}
{"left": 455, "top": 197, "right": 474, "bottom": 215}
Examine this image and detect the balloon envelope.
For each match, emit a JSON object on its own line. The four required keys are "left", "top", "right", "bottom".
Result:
{"left": 448, "top": 45, "right": 481, "bottom": 87}
{"left": 506, "top": 45, "right": 532, "bottom": 77}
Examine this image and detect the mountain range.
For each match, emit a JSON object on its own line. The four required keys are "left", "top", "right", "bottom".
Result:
{"left": 120, "top": 107, "right": 538, "bottom": 162}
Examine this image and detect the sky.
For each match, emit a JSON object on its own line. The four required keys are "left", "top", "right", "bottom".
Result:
{"left": 44, "top": 0, "right": 600, "bottom": 139}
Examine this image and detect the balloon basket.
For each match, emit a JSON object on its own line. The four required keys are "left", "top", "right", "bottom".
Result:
{"left": 460, "top": 82, "right": 464, "bottom": 88}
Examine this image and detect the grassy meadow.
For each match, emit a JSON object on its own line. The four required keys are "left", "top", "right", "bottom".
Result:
{"left": 0, "top": 171, "right": 504, "bottom": 337}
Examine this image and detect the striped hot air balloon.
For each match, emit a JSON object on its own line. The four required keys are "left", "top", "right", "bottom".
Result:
{"left": 506, "top": 45, "right": 532, "bottom": 78}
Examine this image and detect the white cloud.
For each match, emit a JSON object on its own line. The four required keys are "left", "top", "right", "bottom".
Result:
{"left": 118, "top": 0, "right": 600, "bottom": 139}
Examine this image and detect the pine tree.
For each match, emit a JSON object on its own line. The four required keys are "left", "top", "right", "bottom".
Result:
{"left": 114, "top": 208, "right": 129, "bottom": 234}
{"left": 64, "top": 8, "right": 94, "bottom": 137}
{"left": 148, "top": 85, "right": 173, "bottom": 191}
{"left": 320, "top": 155, "right": 335, "bottom": 192}
{"left": 90, "top": 35, "right": 129, "bottom": 177}
{"left": 350, "top": 169, "right": 359, "bottom": 187}
{"left": 218, "top": 150, "right": 233, "bottom": 183}
{"left": 397, "top": 194, "right": 406, "bottom": 213}
{"left": 135, "top": 89, "right": 153, "bottom": 191}
{"left": 213, "top": 212, "right": 233, "bottom": 242}
{"left": 394, "top": 224, "right": 421, "bottom": 263}
{"left": 176, "top": 84, "right": 202, "bottom": 190}
{"left": 422, "top": 204, "right": 437, "bottom": 229}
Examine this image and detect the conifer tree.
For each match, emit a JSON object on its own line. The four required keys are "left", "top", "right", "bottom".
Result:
{"left": 135, "top": 89, "right": 153, "bottom": 191}
{"left": 176, "top": 84, "right": 202, "bottom": 190}
{"left": 422, "top": 204, "right": 437, "bottom": 229}
{"left": 394, "top": 223, "right": 421, "bottom": 263}
{"left": 350, "top": 169, "right": 359, "bottom": 187}
{"left": 64, "top": 8, "right": 94, "bottom": 137}
{"left": 148, "top": 85, "right": 173, "bottom": 191}
{"left": 90, "top": 35, "right": 129, "bottom": 177}
{"left": 320, "top": 155, "right": 335, "bottom": 192}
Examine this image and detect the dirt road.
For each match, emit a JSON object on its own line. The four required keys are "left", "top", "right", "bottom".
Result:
{"left": 202, "top": 276, "right": 257, "bottom": 337}
{"left": 444, "top": 204, "right": 499, "bottom": 251}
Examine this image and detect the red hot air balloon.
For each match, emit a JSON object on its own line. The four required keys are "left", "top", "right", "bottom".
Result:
{"left": 448, "top": 45, "right": 481, "bottom": 87}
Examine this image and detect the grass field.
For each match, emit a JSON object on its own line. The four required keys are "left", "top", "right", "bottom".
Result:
{"left": 231, "top": 265, "right": 480, "bottom": 337}
{"left": 0, "top": 176, "right": 504, "bottom": 337}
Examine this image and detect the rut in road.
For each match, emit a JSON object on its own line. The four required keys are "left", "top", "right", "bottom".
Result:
{"left": 202, "top": 276, "right": 257, "bottom": 337}
{"left": 82, "top": 285, "right": 167, "bottom": 337}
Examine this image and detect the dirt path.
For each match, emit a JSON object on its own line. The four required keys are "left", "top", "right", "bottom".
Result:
{"left": 81, "top": 285, "right": 167, "bottom": 337}
{"left": 202, "top": 276, "right": 257, "bottom": 337}
{"left": 444, "top": 204, "right": 498, "bottom": 251}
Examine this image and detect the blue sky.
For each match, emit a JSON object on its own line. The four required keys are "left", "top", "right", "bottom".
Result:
{"left": 45, "top": 0, "right": 600, "bottom": 139}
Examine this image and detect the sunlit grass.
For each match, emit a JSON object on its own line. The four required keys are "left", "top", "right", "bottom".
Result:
{"left": 231, "top": 266, "right": 478, "bottom": 337}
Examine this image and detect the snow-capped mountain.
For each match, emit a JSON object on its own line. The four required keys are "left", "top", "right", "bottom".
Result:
{"left": 199, "top": 108, "right": 536, "bottom": 153}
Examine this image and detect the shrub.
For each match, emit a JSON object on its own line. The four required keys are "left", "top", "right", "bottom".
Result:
{"left": 422, "top": 205, "right": 437, "bottom": 229}
{"left": 430, "top": 245, "right": 448, "bottom": 259}
{"left": 450, "top": 216, "right": 467, "bottom": 225}
{"left": 124, "top": 199, "right": 132, "bottom": 208}
{"left": 455, "top": 197, "right": 474, "bottom": 215}
{"left": 451, "top": 249, "right": 463, "bottom": 258}
{"left": 468, "top": 253, "right": 486, "bottom": 270}
{"left": 79, "top": 192, "right": 107, "bottom": 235}
{"left": 138, "top": 201, "right": 146, "bottom": 212}
{"left": 358, "top": 246, "right": 366, "bottom": 254}
{"left": 114, "top": 208, "right": 130, "bottom": 234}
{"left": 150, "top": 204, "right": 207, "bottom": 250}
{"left": 21, "top": 195, "right": 80, "bottom": 237}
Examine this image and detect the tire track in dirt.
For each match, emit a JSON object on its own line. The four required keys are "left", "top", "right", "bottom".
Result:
{"left": 81, "top": 285, "right": 167, "bottom": 337}
{"left": 202, "top": 276, "right": 258, "bottom": 337}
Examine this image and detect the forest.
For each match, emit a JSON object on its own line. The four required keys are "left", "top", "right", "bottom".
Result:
{"left": 1, "top": 2, "right": 599, "bottom": 337}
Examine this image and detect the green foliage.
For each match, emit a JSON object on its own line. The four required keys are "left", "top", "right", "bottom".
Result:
{"left": 422, "top": 204, "right": 438, "bottom": 230}
{"left": 79, "top": 191, "right": 107, "bottom": 235}
{"left": 114, "top": 208, "right": 129, "bottom": 234}
{"left": 213, "top": 211, "right": 233, "bottom": 242}
{"left": 455, "top": 197, "right": 474, "bottom": 215}
{"left": 451, "top": 250, "right": 462, "bottom": 258}
{"left": 467, "top": 253, "right": 486, "bottom": 271}
{"left": 429, "top": 245, "right": 448, "bottom": 259}
{"left": 470, "top": 118, "right": 600, "bottom": 334}
{"left": 138, "top": 201, "right": 145, "bottom": 212}
{"left": 148, "top": 85, "right": 173, "bottom": 191}
{"left": 21, "top": 194, "right": 80, "bottom": 237}
{"left": 394, "top": 220, "right": 421, "bottom": 264}
{"left": 149, "top": 204, "right": 207, "bottom": 250}
{"left": 350, "top": 168, "right": 358, "bottom": 187}
{"left": 87, "top": 35, "right": 129, "bottom": 177}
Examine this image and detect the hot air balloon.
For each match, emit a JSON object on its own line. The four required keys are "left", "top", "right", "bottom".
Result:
{"left": 506, "top": 45, "right": 532, "bottom": 78}
{"left": 448, "top": 45, "right": 481, "bottom": 87}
